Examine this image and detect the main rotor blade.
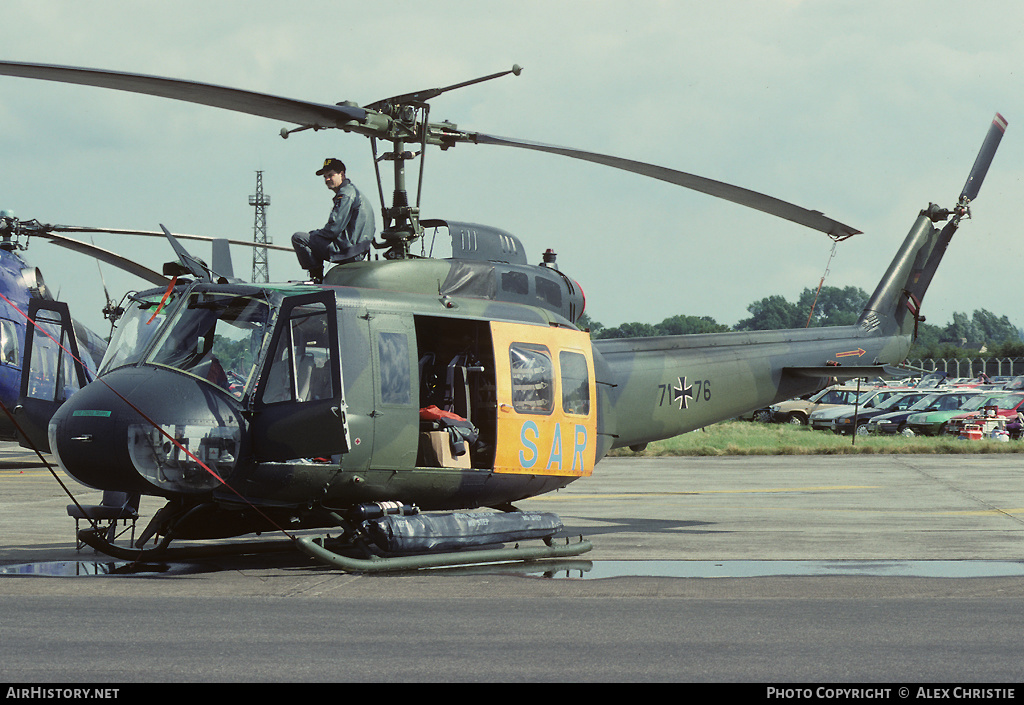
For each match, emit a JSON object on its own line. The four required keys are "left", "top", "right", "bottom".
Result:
{"left": 0, "top": 60, "right": 861, "bottom": 239}
{"left": 960, "top": 112, "right": 1007, "bottom": 203}
{"left": 48, "top": 225, "right": 293, "bottom": 253}
{"left": 0, "top": 60, "right": 366, "bottom": 128}
{"left": 471, "top": 133, "right": 861, "bottom": 239}
{"left": 41, "top": 232, "right": 170, "bottom": 287}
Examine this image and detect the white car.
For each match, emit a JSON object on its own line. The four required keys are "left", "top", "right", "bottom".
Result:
{"left": 809, "top": 387, "right": 915, "bottom": 432}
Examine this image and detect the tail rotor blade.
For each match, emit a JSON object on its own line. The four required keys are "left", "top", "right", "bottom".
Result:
{"left": 961, "top": 113, "right": 1007, "bottom": 203}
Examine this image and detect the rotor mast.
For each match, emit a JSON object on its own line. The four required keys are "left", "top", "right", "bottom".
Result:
{"left": 295, "top": 65, "right": 524, "bottom": 259}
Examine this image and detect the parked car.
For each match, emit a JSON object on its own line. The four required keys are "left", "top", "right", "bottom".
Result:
{"left": 914, "top": 372, "right": 951, "bottom": 389}
{"left": 828, "top": 391, "right": 933, "bottom": 435}
{"left": 808, "top": 387, "right": 915, "bottom": 431}
{"left": 867, "top": 390, "right": 982, "bottom": 436}
{"left": 1003, "top": 375, "right": 1024, "bottom": 391}
{"left": 759, "top": 384, "right": 866, "bottom": 425}
{"left": 944, "top": 392, "right": 1024, "bottom": 437}
{"left": 905, "top": 391, "right": 1008, "bottom": 436}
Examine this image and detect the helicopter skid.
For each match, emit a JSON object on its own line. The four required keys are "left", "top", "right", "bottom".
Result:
{"left": 75, "top": 526, "right": 298, "bottom": 562}
{"left": 76, "top": 517, "right": 594, "bottom": 574}
{"left": 296, "top": 533, "right": 592, "bottom": 573}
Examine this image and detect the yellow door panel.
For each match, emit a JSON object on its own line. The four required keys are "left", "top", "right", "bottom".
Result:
{"left": 490, "top": 322, "right": 596, "bottom": 477}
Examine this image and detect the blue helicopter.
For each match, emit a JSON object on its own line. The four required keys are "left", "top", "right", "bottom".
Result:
{"left": 0, "top": 212, "right": 111, "bottom": 445}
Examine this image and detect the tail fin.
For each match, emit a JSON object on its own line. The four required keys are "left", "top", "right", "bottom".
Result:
{"left": 858, "top": 113, "right": 1007, "bottom": 339}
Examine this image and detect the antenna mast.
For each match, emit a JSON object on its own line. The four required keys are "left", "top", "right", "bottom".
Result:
{"left": 249, "top": 171, "right": 271, "bottom": 282}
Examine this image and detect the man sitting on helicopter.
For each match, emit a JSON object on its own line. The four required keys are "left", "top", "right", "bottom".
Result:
{"left": 291, "top": 157, "right": 376, "bottom": 283}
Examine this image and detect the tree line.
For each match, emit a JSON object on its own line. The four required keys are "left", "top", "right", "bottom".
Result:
{"left": 581, "top": 285, "right": 1024, "bottom": 359}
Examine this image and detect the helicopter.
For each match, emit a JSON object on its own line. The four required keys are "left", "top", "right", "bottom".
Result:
{"left": 0, "top": 60, "right": 1006, "bottom": 571}
{"left": 0, "top": 213, "right": 109, "bottom": 443}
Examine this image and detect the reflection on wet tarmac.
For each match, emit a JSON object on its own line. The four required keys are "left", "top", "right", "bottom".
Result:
{"left": 1, "top": 561, "right": 180, "bottom": 576}
{"left": 545, "top": 559, "right": 1024, "bottom": 579}
{"left": 5, "top": 558, "right": 1024, "bottom": 579}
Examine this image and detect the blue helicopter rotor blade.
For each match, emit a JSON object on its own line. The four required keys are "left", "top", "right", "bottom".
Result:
{"left": 42, "top": 232, "right": 169, "bottom": 286}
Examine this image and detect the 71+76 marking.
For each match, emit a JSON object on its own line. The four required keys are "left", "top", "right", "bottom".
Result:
{"left": 658, "top": 377, "right": 711, "bottom": 410}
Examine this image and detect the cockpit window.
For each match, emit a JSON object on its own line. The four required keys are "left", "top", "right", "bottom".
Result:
{"left": 99, "top": 291, "right": 178, "bottom": 374}
{"left": 121, "top": 291, "right": 272, "bottom": 399}
{"left": 0, "top": 319, "right": 19, "bottom": 366}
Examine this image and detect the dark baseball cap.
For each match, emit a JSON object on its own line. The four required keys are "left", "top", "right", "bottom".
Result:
{"left": 316, "top": 158, "right": 346, "bottom": 175}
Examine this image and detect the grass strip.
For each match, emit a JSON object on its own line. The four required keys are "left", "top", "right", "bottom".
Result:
{"left": 609, "top": 421, "right": 1024, "bottom": 456}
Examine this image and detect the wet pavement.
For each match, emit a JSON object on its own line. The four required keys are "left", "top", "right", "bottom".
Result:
{"left": 3, "top": 443, "right": 1024, "bottom": 682}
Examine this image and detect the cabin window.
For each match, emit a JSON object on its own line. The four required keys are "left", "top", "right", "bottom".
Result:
{"left": 509, "top": 343, "right": 553, "bottom": 414}
{"left": 0, "top": 319, "right": 18, "bottom": 366}
{"left": 261, "top": 303, "right": 332, "bottom": 404}
{"left": 378, "top": 331, "right": 411, "bottom": 405}
{"left": 559, "top": 350, "right": 590, "bottom": 416}
{"left": 502, "top": 271, "right": 529, "bottom": 296}
{"left": 535, "top": 276, "right": 562, "bottom": 307}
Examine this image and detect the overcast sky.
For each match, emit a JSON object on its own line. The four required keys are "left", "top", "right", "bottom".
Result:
{"left": 0, "top": 0, "right": 1021, "bottom": 336}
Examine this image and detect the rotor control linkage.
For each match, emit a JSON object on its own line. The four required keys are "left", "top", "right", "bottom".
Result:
{"left": 364, "top": 64, "right": 523, "bottom": 112}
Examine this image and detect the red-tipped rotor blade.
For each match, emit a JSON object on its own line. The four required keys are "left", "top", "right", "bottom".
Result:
{"left": 961, "top": 113, "right": 1007, "bottom": 203}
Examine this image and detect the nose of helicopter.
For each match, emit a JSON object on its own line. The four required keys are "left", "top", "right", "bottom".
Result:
{"left": 49, "top": 366, "right": 245, "bottom": 496}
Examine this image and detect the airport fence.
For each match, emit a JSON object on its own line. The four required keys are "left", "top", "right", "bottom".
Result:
{"left": 906, "top": 357, "right": 1024, "bottom": 379}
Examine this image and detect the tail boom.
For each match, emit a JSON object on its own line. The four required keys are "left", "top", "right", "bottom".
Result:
{"left": 594, "top": 323, "right": 909, "bottom": 451}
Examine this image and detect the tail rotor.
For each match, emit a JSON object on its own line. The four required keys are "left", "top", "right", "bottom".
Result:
{"left": 957, "top": 112, "right": 1008, "bottom": 218}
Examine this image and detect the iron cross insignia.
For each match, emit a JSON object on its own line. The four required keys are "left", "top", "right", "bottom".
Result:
{"left": 673, "top": 376, "right": 693, "bottom": 410}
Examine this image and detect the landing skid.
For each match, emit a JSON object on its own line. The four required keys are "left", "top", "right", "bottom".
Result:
{"left": 296, "top": 534, "right": 593, "bottom": 573}
{"left": 76, "top": 524, "right": 593, "bottom": 574}
{"left": 75, "top": 527, "right": 296, "bottom": 562}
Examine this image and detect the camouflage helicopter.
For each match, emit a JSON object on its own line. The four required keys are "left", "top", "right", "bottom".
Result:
{"left": 0, "top": 61, "right": 1006, "bottom": 571}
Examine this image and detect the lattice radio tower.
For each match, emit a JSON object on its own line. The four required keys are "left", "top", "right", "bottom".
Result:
{"left": 249, "top": 171, "right": 271, "bottom": 282}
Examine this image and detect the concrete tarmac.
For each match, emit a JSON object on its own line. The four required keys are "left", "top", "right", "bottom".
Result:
{"left": 3, "top": 443, "right": 1024, "bottom": 683}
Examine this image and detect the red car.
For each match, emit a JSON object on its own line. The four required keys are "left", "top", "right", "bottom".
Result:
{"left": 944, "top": 392, "right": 1024, "bottom": 438}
